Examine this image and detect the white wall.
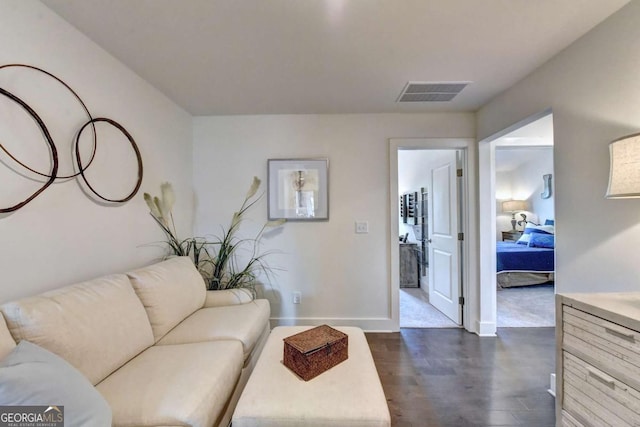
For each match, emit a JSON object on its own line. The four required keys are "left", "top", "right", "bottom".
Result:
{"left": 0, "top": 1, "right": 193, "bottom": 303}
{"left": 477, "top": 1, "right": 640, "bottom": 293}
{"left": 495, "top": 148, "right": 554, "bottom": 239}
{"left": 398, "top": 149, "right": 453, "bottom": 291}
{"left": 514, "top": 149, "right": 554, "bottom": 224}
{"left": 193, "top": 113, "right": 474, "bottom": 330}
{"left": 398, "top": 150, "right": 452, "bottom": 244}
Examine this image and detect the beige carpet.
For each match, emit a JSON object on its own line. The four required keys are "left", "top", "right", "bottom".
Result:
{"left": 497, "top": 283, "right": 555, "bottom": 327}
{"left": 400, "top": 288, "right": 459, "bottom": 328}
{"left": 400, "top": 283, "right": 555, "bottom": 328}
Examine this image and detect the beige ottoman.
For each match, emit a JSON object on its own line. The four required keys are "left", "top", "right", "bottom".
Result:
{"left": 232, "top": 326, "right": 391, "bottom": 427}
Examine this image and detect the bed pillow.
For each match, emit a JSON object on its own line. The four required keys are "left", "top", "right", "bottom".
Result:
{"left": 545, "top": 219, "right": 555, "bottom": 225}
{"left": 0, "top": 341, "right": 112, "bottom": 427}
{"left": 528, "top": 233, "right": 555, "bottom": 248}
{"left": 516, "top": 224, "right": 555, "bottom": 245}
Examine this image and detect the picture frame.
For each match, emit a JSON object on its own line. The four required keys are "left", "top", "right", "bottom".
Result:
{"left": 267, "top": 158, "right": 329, "bottom": 221}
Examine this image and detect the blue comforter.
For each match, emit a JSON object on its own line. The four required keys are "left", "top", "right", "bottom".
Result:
{"left": 496, "top": 241, "right": 554, "bottom": 273}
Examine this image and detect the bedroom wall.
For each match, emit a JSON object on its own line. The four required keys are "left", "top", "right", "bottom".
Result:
{"left": 193, "top": 113, "right": 475, "bottom": 330}
{"left": 397, "top": 149, "right": 452, "bottom": 244}
{"left": 495, "top": 148, "right": 554, "bottom": 240}
{"left": 495, "top": 170, "right": 514, "bottom": 237}
{"left": 398, "top": 149, "right": 453, "bottom": 292}
{"left": 0, "top": 1, "right": 193, "bottom": 303}
{"left": 477, "top": 0, "right": 640, "bottom": 293}
{"left": 514, "top": 148, "right": 554, "bottom": 224}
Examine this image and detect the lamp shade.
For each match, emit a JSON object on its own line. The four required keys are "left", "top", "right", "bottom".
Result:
{"left": 502, "top": 200, "right": 527, "bottom": 213}
{"left": 606, "top": 133, "right": 640, "bottom": 199}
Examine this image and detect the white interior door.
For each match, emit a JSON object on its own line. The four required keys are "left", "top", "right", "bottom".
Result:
{"left": 428, "top": 150, "right": 462, "bottom": 324}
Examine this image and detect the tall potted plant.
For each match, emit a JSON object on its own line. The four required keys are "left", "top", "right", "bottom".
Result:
{"left": 144, "top": 177, "right": 284, "bottom": 295}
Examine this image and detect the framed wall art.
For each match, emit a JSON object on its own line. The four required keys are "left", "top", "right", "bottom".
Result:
{"left": 267, "top": 158, "right": 329, "bottom": 221}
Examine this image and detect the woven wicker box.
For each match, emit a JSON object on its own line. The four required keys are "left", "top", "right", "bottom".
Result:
{"left": 283, "top": 325, "right": 348, "bottom": 381}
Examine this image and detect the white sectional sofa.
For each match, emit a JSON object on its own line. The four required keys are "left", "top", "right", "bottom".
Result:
{"left": 0, "top": 256, "right": 270, "bottom": 427}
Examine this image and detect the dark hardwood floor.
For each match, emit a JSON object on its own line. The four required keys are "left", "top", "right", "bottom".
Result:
{"left": 366, "top": 328, "right": 556, "bottom": 427}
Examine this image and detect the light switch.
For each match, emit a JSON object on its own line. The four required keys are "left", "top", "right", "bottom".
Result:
{"left": 355, "top": 221, "right": 369, "bottom": 233}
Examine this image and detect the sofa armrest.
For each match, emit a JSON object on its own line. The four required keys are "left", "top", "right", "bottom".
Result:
{"left": 204, "top": 288, "right": 254, "bottom": 307}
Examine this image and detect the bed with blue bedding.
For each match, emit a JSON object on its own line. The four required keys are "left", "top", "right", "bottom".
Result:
{"left": 497, "top": 242, "right": 554, "bottom": 272}
{"left": 496, "top": 223, "right": 555, "bottom": 288}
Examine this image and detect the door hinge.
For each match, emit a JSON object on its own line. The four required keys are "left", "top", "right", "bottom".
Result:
{"left": 458, "top": 232, "right": 464, "bottom": 241}
{"left": 457, "top": 168, "right": 463, "bottom": 177}
{"left": 459, "top": 296, "right": 465, "bottom": 305}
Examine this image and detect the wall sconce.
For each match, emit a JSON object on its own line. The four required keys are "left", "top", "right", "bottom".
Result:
{"left": 606, "top": 133, "right": 640, "bottom": 199}
{"left": 502, "top": 200, "right": 528, "bottom": 231}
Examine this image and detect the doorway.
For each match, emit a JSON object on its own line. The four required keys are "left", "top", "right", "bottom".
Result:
{"left": 478, "top": 110, "right": 555, "bottom": 335}
{"left": 389, "top": 138, "right": 477, "bottom": 332}
{"left": 494, "top": 116, "right": 555, "bottom": 327}
{"left": 398, "top": 149, "right": 462, "bottom": 328}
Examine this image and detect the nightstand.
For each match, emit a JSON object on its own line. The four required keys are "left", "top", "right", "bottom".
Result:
{"left": 501, "top": 230, "right": 522, "bottom": 242}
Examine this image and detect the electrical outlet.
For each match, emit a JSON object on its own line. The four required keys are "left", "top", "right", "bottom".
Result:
{"left": 293, "top": 291, "right": 301, "bottom": 304}
{"left": 355, "top": 221, "right": 369, "bottom": 233}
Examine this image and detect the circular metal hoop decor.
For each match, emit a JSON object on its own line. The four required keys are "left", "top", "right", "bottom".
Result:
{"left": 0, "top": 63, "right": 144, "bottom": 213}
{"left": 0, "top": 63, "right": 97, "bottom": 180}
{"left": 75, "top": 117, "right": 143, "bottom": 203}
{"left": 0, "top": 87, "right": 58, "bottom": 213}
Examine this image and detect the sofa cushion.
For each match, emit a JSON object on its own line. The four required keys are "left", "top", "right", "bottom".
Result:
{"left": 127, "top": 257, "right": 206, "bottom": 341}
{"left": 204, "top": 288, "right": 254, "bottom": 307}
{"left": 0, "top": 341, "right": 112, "bottom": 427}
{"left": 96, "top": 340, "right": 243, "bottom": 427}
{"left": 157, "top": 299, "right": 270, "bottom": 360}
{"left": 0, "top": 313, "right": 15, "bottom": 360}
{"left": 0, "top": 274, "right": 154, "bottom": 385}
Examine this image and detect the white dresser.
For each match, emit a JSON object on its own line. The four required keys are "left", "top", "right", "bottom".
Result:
{"left": 556, "top": 292, "right": 640, "bottom": 426}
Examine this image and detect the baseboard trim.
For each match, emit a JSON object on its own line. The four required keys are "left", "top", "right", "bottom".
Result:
{"left": 475, "top": 320, "right": 497, "bottom": 337}
{"left": 270, "top": 317, "right": 397, "bottom": 332}
{"left": 548, "top": 373, "right": 556, "bottom": 397}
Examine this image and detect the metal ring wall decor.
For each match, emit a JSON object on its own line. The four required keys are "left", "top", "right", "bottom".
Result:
{"left": 0, "top": 64, "right": 143, "bottom": 213}
{"left": 0, "top": 87, "right": 58, "bottom": 213}
{"left": 75, "top": 118, "right": 143, "bottom": 203}
{"left": 0, "top": 63, "right": 97, "bottom": 180}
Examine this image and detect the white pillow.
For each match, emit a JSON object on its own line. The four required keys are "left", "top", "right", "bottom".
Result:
{"left": 0, "top": 341, "right": 111, "bottom": 427}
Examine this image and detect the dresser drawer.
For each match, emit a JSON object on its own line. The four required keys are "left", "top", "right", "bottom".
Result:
{"left": 563, "top": 351, "right": 640, "bottom": 426}
{"left": 563, "top": 305, "right": 640, "bottom": 389}
{"left": 561, "top": 410, "right": 584, "bottom": 427}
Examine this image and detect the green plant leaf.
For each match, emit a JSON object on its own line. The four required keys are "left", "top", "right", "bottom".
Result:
{"left": 144, "top": 177, "right": 283, "bottom": 293}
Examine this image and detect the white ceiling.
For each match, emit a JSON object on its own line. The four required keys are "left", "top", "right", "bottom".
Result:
{"left": 41, "top": 0, "right": 630, "bottom": 116}
{"left": 495, "top": 114, "right": 554, "bottom": 147}
{"left": 495, "top": 114, "right": 554, "bottom": 172}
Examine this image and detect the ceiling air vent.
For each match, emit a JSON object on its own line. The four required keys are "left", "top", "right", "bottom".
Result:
{"left": 397, "top": 81, "right": 470, "bottom": 103}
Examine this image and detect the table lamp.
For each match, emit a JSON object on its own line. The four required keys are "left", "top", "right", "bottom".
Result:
{"left": 502, "top": 200, "right": 528, "bottom": 231}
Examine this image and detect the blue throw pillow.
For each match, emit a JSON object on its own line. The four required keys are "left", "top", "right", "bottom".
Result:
{"left": 524, "top": 224, "right": 554, "bottom": 235}
{"left": 528, "top": 233, "right": 555, "bottom": 248}
{"left": 545, "top": 219, "right": 555, "bottom": 225}
{"left": 0, "top": 341, "right": 111, "bottom": 427}
{"left": 516, "top": 224, "right": 555, "bottom": 244}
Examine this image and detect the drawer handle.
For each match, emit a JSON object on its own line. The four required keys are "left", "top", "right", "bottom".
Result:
{"left": 587, "top": 368, "right": 616, "bottom": 389}
{"left": 604, "top": 327, "right": 636, "bottom": 342}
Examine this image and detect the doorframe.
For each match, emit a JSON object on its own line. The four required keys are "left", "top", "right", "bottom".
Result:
{"left": 477, "top": 108, "right": 553, "bottom": 336}
{"left": 389, "top": 138, "right": 477, "bottom": 333}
